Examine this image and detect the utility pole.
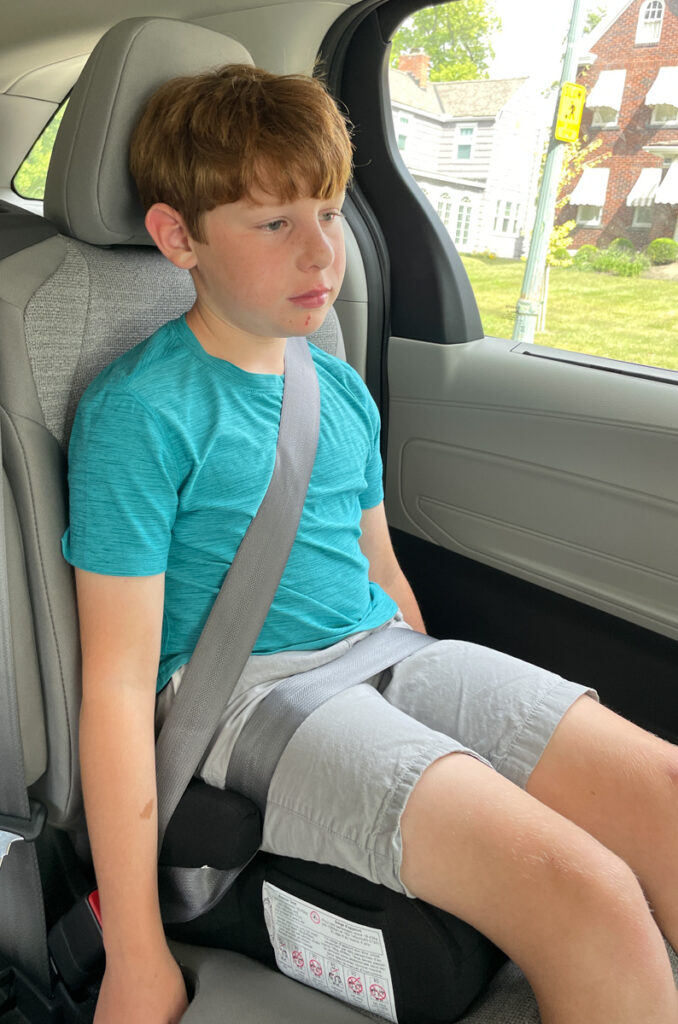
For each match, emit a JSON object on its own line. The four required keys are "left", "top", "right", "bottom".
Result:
{"left": 512, "top": 0, "right": 586, "bottom": 343}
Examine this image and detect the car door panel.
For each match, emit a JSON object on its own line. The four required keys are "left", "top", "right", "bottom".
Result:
{"left": 385, "top": 334, "right": 678, "bottom": 643}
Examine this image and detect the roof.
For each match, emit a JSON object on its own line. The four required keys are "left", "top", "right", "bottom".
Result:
{"left": 389, "top": 67, "right": 442, "bottom": 114}
{"left": 389, "top": 68, "right": 527, "bottom": 119}
{"left": 433, "top": 77, "right": 527, "bottom": 117}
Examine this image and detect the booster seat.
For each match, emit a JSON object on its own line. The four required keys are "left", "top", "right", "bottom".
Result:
{"left": 0, "top": 15, "right": 550, "bottom": 1024}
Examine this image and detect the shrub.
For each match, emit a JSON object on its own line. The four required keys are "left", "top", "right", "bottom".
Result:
{"left": 573, "top": 244, "right": 599, "bottom": 270}
{"left": 595, "top": 248, "right": 649, "bottom": 277}
{"left": 608, "top": 236, "right": 635, "bottom": 253}
{"left": 646, "top": 237, "right": 678, "bottom": 265}
{"left": 550, "top": 246, "right": 572, "bottom": 267}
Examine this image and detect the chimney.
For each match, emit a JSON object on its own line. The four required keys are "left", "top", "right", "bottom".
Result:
{"left": 397, "top": 51, "right": 431, "bottom": 89}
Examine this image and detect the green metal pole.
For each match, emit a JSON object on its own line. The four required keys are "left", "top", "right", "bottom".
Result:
{"left": 512, "top": 0, "right": 585, "bottom": 343}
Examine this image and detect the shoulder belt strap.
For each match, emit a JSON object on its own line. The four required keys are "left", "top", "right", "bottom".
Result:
{"left": 155, "top": 337, "right": 320, "bottom": 849}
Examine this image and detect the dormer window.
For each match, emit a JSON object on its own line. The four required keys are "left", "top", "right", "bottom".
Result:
{"left": 636, "top": 0, "right": 664, "bottom": 44}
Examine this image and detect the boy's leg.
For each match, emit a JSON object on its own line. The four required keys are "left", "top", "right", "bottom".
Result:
{"left": 526, "top": 696, "right": 678, "bottom": 952}
{"left": 400, "top": 751, "right": 678, "bottom": 1024}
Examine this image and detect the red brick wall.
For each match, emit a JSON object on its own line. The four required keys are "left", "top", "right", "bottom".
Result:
{"left": 559, "top": 0, "right": 678, "bottom": 248}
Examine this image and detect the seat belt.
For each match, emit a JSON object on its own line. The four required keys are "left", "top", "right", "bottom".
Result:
{"left": 155, "top": 335, "right": 320, "bottom": 849}
{"left": 0, "top": 417, "right": 51, "bottom": 992}
{"left": 155, "top": 334, "right": 436, "bottom": 924}
{"left": 227, "top": 626, "right": 435, "bottom": 814}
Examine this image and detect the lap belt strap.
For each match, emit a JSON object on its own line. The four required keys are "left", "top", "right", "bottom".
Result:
{"left": 155, "top": 336, "right": 320, "bottom": 850}
{"left": 226, "top": 627, "right": 436, "bottom": 814}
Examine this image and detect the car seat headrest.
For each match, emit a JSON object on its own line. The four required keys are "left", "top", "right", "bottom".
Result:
{"left": 44, "top": 17, "right": 253, "bottom": 246}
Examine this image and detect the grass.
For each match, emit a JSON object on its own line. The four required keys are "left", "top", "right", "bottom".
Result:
{"left": 460, "top": 255, "right": 678, "bottom": 372}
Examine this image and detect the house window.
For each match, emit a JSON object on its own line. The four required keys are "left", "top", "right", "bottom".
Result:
{"left": 456, "top": 125, "right": 474, "bottom": 160}
{"left": 586, "top": 70, "right": 625, "bottom": 127}
{"left": 455, "top": 197, "right": 472, "bottom": 247}
{"left": 591, "top": 106, "right": 619, "bottom": 127}
{"left": 394, "top": 113, "right": 409, "bottom": 151}
{"left": 576, "top": 204, "right": 603, "bottom": 226}
{"left": 651, "top": 103, "right": 678, "bottom": 124}
{"left": 493, "top": 200, "right": 519, "bottom": 234}
{"left": 437, "top": 192, "right": 452, "bottom": 226}
{"left": 632, "top": 205, "right": 654, "bottom": 227}
{"left": 636, "top": 0, "right": 664, "bottom": 44}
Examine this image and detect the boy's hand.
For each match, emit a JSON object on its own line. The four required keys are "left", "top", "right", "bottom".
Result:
{"left": 95, "top": 945, "right": 188, "bottom": 1024}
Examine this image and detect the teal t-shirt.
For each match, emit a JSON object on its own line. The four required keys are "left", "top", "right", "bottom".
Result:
{"left": 62, "top": 316, "right": 397, "bottom": 690}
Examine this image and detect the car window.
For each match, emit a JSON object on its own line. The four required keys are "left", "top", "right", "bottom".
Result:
{"left": 12, "top": 101, "right": 68, "bottom": 200}
{"left": 390, "top": 2, "right": 678, "bottom": 373}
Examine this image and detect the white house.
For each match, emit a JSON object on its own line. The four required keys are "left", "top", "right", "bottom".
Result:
{"left": 390, "top": 54, "right": 546, "bottom": 257}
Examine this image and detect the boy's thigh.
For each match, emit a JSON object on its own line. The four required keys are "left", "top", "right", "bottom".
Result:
{"left": 261, "top": 639, "right": 591, "bottom": 896}
{"left": 383, "top": 638, "right": 595, "bottom": 789}
{"left": 261, "top": 681, "right": 478, "bottom": 895}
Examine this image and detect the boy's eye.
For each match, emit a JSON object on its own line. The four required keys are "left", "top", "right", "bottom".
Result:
{"left": 320, "top": 210, "right": 343, "bottom": 223}
{"left": 261, "top": 219, "right": 286, "bottom": 232}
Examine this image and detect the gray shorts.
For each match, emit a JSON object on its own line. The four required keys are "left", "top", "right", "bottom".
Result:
{"left": 163, "top": 619, "right": 596, "bottom": 897}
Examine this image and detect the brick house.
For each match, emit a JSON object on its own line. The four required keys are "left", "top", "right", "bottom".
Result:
{"left": 390, "top": 54, "right": 545, "bottom": 256}
{"left": 562, "top": 0, "right": 678, "bottom": 248}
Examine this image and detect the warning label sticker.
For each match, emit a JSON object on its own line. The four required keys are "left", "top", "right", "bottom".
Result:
{"left": 262, "top": 881, "right": 398, "bottom": 1022}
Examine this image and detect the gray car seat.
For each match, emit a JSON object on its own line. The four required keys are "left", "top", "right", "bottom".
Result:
{"left": 5, "top": 14, "right": 674, "bottom": 1024}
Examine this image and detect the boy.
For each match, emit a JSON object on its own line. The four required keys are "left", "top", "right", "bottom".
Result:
{"left": 64, "top": 65, "right": 678, "bottom": 1024}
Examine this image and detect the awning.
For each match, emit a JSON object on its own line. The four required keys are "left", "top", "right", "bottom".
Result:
{"left": 568, "top": 167, "right": 609, "bottom": 206}
{"left": 586, "top": 69, "right": 626, "bottom": 111}
{"left": 655, "top": 161, "right": 678, "bottom": 204}
{"left": 626, "top": 167, "right": 662, "bottom": 206}
{"left": 646, "top": 66, "right": 678, "bottom": 107}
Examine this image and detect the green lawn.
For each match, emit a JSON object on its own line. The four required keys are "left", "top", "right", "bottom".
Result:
{"left": 461, "top": 255, "right": 678, "bottom": 372}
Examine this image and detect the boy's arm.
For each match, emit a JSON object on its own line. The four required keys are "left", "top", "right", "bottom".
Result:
{"left": 76, "top": 569, "right": 187, "bottom": 1024}
{"left": 359, "top": 502, "right": 426, "bottom": 634}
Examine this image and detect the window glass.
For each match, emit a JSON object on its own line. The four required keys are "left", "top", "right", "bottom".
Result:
{"left": 591, "top": 105, "right": 618, "bottom": 127}
{"left": 651, "top": 103, "right": 678, "bottom": 124}
{"left": 636, "top": 0, "right": 664, "bottom": 44}
{"left": 455, "top": 197, "right": 472, "bottom": 247}
{"left": 13, "top": 101, "right": 68, "bottom": 200}
{"left": 632, "top": 205, "right": 654, "bottom": 227}
{"left": 390, "top": 2, "right": 678, "bottom": 371}
{"left": 456, "top": 124, "right": 474, "bottom": 159}
{"left": 437, "top": 192, "right": 452, "bottom": 226}
{"left": 576, "top": 204, "right": 603, "bottom": 226}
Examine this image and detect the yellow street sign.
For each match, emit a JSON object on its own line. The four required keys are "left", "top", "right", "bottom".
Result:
{"left": 554, "top": 82, "right": 587, "bottom": 143}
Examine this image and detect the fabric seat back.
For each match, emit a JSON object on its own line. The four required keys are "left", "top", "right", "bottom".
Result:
{"left": 0, "top": 17, "right": 345, "bottom": 828}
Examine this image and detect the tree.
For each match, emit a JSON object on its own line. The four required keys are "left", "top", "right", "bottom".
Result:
{"left": 391, "top": 1, "right": 501, "bottom": 83}
{"left": 584, "top": 6, "right": 606, "bottom": 35}
{"left": 13, "top": 103, "right": 67, "bottom": 200}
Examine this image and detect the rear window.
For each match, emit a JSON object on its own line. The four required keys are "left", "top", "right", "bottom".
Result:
{"left": 13, "top": 101, "right": 68, "bottom": 200}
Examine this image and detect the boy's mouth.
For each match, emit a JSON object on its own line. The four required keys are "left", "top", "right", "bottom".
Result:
{"left": 288, "top": 288, "right": 331, "bottom": 309}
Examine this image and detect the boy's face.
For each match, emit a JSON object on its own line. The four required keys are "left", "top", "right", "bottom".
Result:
{"left": 187, "top": 187, "right": 346, "bottom": 343}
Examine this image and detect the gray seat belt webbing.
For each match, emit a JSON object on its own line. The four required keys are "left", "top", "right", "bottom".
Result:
{"left": 0, "top": 417, "right": 51, "bottom": 990}
{"left": 155, "top": 337, "right": 320, "bottom": 849}
{"left": 226, "top": 628, "right": 435, "bottom": 814}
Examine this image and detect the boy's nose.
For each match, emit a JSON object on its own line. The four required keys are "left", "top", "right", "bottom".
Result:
{"left": 297, "top": 227, "right": 334, "bottom": 270}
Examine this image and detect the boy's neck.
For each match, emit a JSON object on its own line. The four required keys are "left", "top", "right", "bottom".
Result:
{"left": 185, "top": 304, "right": 286, "bottom": 375}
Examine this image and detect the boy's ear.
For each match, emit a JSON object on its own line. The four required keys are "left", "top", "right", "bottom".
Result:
{"left": 145, "top": 204, "right": 198, "bottom": 269}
